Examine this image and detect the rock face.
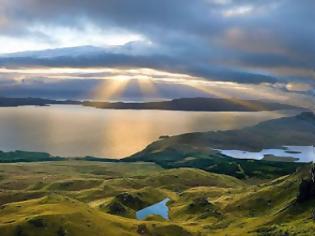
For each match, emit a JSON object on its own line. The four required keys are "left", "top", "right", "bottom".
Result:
{"left": 108, "top": 202, "right": 127, "bottom": 215}
{"left": 297, "top": 179, "right": 315, "bottom": 203}
{"left": 297, "top": 166, "right": 315, "bottom": 203}
{"left": 187, "top": 197, "right": 221, "bottom": 218}
{"left": 103, "top": 192, "right": 145, "bottom": 217}
{"left": 137, "top": 224, "right": 149, "bottom": 235}
{"left": 188, "top": 197, "right": 212, "bottom": 209}
{"left": 116, "top": 193, "right": 144, "bottom": 210}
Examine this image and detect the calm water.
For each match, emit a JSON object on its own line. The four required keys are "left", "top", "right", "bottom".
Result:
{"left": 0, "top": 105, "right": 297, "bottom": 158}
{"left": 136, "top": 198, "right": 170, "bottom": 220}
{"left": 217, "top": 146, "right": 315, "bottom": 163}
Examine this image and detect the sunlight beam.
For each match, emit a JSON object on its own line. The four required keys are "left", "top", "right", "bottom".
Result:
{"left": 136, "top": 77, "right": 159, "bottom": 98}
{"left": 91, "top": 77, "right": 130, "bottom": 101}
{"left": 184, "top": 80, "right": 266, "bottom": 111}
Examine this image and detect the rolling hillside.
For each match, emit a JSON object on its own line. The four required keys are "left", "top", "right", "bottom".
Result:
{"left": 0, "top": 161, "right": 314, "bottom": 235}
{"left": 125, "top": 112, "right": 315, "bottom": 179}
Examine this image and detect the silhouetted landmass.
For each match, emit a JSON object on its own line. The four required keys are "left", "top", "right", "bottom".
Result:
{"left": 76, "top": 156, "right": 120, "bottom": 162}
{"left": 0, "top": 97, "right": 80, "bottom": 107}
{"left": 0, "top": 150, "right": 64, "bottom": 163}
{"left": 0, "top": 97, "right": 301, "bottom": 111}
{"left": 83, "top": 97, "right": 299, "bottom": 111}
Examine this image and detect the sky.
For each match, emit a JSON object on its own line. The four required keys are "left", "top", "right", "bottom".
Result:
{"left": 0, "top": 0, "right": 314, "bottom": 108}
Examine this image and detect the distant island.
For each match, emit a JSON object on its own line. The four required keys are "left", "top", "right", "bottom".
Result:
{"left": 0, "top": 96, "right": 300, "bottom": 111}
{"left": 82, "top": 97, "right": 300, "bottom": 111}
{"left": 0, "top": 97, "right": 80, "bottom": 107}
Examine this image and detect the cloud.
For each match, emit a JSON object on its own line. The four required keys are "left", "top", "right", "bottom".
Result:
{"left": 286, "top": 83, "right": 313, "bottom": 92}
{"left": 0, "top": 0, "right": 314, "bottom": 102}
{"left": 223, "top": 5, "right": 254, "bottom": 17}
{"left": 0, "top": 45, "right": 280, "bottom": 84}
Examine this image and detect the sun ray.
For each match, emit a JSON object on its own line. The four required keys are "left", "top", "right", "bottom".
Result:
{"left": 91, "top": 77, "right": 130, "bottom": 101}
{"left": 184, "top": 80, "right": 266, "bottom": 111}
{"left": 136, "top": 76, "right": 159, "bottom": 98}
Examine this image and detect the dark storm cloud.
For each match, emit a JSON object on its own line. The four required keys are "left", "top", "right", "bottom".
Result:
{"left": 0, "top": 77, "right": 218, "bottom": 100}
{"left": 1, "top": 0, "right": 219, "bottom": 34}
{"left": 0, "top": 0, "right": 314, "bottom": 86}
{"left": 0, "top": 47, "right": 278, "bottom": 84}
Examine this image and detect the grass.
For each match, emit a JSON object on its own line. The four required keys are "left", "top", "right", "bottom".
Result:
{"left": 0, "top": 161, "right": 314, "bottom": 236}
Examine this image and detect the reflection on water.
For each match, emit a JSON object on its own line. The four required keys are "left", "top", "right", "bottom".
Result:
{"left": 0, "top": 105, "right": 297, "bottom": 158}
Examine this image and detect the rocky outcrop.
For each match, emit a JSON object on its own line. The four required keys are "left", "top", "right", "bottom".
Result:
{"left": 107, "top": 201, "right": 127, "bottom": 215}
{"left": 297, "top": 165, "right": 315, "bottom": 203}
{"left": 297, "top": 179, "right": 315, "bottom": 202}
{"left": 116, "top": 193, "right": 145, "bottom": 210}
{"left": 187, "top": 197, "right": 222, "bottom": 218}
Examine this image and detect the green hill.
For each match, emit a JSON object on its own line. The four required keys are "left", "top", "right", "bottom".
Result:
{"left": 0, "top": 161, "right": 315, "bottom": 235}
{"left": 1, "top": 161, "right": 315, "bottom": 235}
{"left": 124, "top": 112, "right": 315, "bottom": 179}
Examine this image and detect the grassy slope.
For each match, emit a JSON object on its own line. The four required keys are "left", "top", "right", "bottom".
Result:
{"left": 0, "top": 161, "right": 314, "bottom": 235}
{"left": 125, "top": 146, "right": 305, "bottom": 179}
{"left": 124, "top": 112, "right": 315, "bottom": 179}
{"left": 0, "top": 195, "right": 139, "bottom": 236}
{"left": 0, "top": 161, "right": 195, "bottom": 236}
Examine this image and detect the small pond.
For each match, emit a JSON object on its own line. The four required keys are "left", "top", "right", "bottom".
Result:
{"left": 136, "top": 198, "right": 170, "bottom": 220}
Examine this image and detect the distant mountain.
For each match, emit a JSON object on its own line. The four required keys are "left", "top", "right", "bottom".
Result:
{"left": 123, "top": 112, "right": 315, "bottom": 179}
{"left": 83, "top": 97, "right": 299, "bottom": 111}
{"left": 0, "top": 97, "right": 80, "bottom": 107}
{"left": 0, "top": 97, "right": 300, "bottom": 111}
{"left": 0, "top": 150, "right": 64, "bottom": 163}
